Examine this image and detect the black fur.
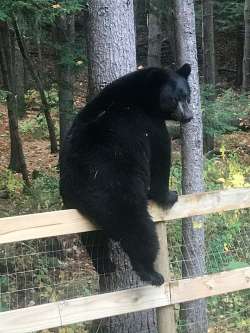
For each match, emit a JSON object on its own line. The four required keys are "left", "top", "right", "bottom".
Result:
{"left": 60, "top": 65, "right": 192, "bottom": 286}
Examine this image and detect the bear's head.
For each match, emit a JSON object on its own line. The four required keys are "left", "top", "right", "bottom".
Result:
{"left": 160, "top": 64, "right": 192, "bottom": 123}
{"left": 145, "top": 63, "right": 193, "bottom": 123}
{"left": 80, "top": 63, "right": 193, "bottom": 125}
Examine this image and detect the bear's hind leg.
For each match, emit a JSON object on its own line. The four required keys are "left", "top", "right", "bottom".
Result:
{"left": 81, "top": 231, "right": 115, "bottom": 275}
{"left": 119, "top": 213, "right": 164, "bottom": 286}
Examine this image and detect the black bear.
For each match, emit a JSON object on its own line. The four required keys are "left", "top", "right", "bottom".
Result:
{"left": 60, "top": 64, "right": 192, "bottom": 286}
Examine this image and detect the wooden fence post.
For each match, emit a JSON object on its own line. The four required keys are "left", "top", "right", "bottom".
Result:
{"left": 155, "top": 221, "right": 176, "bottom": 333}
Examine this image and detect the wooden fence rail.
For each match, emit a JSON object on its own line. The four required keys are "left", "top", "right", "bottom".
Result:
{"left": 1, "top": 267, "right": 249, "bottom": 333}
{"left": 1, "top": 187, "right": 250, "bottom": 244}
{"left": 0, "top": 188, "right": 250, "bottom": 333}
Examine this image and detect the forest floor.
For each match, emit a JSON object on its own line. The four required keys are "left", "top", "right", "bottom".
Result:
{"left": 0, "top": 104, "right": 58, "bottom": 174}
{"left": 0, "top": 73, "right": 87, "bottom": 175}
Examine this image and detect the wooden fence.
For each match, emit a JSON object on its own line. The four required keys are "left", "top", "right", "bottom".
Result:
{"left": 0, "top": 188, "right": 250, "bottom": 333}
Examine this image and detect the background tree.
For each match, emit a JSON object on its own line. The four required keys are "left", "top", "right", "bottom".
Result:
{"left": 134, "top": 0, "right": 148, "bottom": 67}
{"left": 86, "top": 1, "right": 157, "bottom": 332}
{"left": 55, "top": 14, "right": 75, "bottom": 147}
{"left": 14, "top": 39, "right": 25, "bottom": 118}
{"left": 174, "top": 1, "right": 208, "bottom": 332}
{"left": 202, "top": 0, "right": 216, "bottom": 85}
{"left": 202, "top": 0, "right": 216, "bottom": 153}
{"left": 0, "top": 21, "right": 29, "bottom": 184}
{"left": 147, "top": 0, "right": 162, "bottom": 67}
{"left": 12, "top": 16, "right": 58, "bottom": 153}
{"left": 243, "top": 0, "right": 250, "bottom": 91}
{"left": 213, "top": 0, "right": 245, "bottom": 86}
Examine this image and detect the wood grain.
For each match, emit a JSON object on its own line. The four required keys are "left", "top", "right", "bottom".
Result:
{"left": 0, "top": 188, "right": 250, "bottom": 244}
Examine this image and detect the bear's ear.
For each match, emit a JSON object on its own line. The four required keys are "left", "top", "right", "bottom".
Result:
{"left": 176, "top": 63, "right": 191, "bottom": 79}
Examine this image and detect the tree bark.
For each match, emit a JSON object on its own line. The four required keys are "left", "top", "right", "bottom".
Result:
{"left": 243, "top": 0, "right": 250, "bottom": 91}
{"left": 87, "top": 0, "right": 137, "bottom": 97}
{"left": 55, "top": 14, "right": 75, "bottom": 147}
{"left": 13, "top": 38, "right": 25, "bottom": 118}
{"left": 165, "top": 0, "right": 178, "bottom": 66}
{"left": 12, "top": 17, "right": 58, "bottom": 153}
{"left": 135, "top": 0, "right": 148, "bottom": 67}
{"left": 147, "top": 0, "right": 162, "bottom": 67}
{"left": 87, "top": 1, "right": 157, "bottom": 332}
{"left": 0, "top": 22, "right": 29, "bottom": 184}
{"left": 174, "top": 1, "right": 208, "bottom": 333}
{"left": 35, "top": 18, "right": 43, "bottom": 82}
{"left": 235, "top": 27, "right": 244, "bottom": 87}
{"left": 202, "top": 0, "right": 216, "bottom": 153}
{"left": 202, "top": 0, "right": 216, "bottom": 85}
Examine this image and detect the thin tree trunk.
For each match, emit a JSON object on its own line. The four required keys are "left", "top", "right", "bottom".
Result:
{"left": 35, "top": 18, "right": 43, "bottom": 83}
{"left": 202, "top": 0, "right": 216, "bottom": 153}
{"left": 165, "top": 0, "right": 178, "bottom": 66}
{"left": 202, "top": 0, "right": 216, "bottom": 85}
{"left": 0, "top": 22, "right": 29, "bottom": 184}
{"left": 87, "top": 1, "right": 157, "bottom": 332}
{"left": 55, "top": 15, "right": 75, "bottom": 147}
{"left": 235, "top": 27, "right": 244, "bottom": 87}
{"left": 18, "top": 14, "right": 29, "bottom": 92}
{"left": 147, "top": 0, "right": 162, "bottom": 67}
{"left": 243, "top": 0, "right": 250, "bottom": 91}
{"left": 135, "top": 0, "right": 148, "bottom": 66}
{"left": 13, "top": 14, "right": 26, "bottom": 118}
{"left": 12, "top": 17, "right": 58, "bottom": 153}
{"left": 14, "top": 39, "right": 25, "bottom": 118}
{"left": 6, "top": 95, "right": 29, "bottom": 182}
{"left": 174, "top": 1, "right": 208, "bottom": 333}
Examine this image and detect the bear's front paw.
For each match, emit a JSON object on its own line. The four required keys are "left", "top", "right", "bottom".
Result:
{"left": 149, "top": 190, "right": 178, "bottom": 208}
{"left": 166, "top": 191, "right": 178, "bottom": 207}
{"left": 137, "top": 269, "right": 164, "bottom": 286}
{"left": 150, "top": 271, "right": 164, "bottom": 286}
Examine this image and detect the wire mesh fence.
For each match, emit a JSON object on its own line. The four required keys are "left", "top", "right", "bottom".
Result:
{"left": 0, "top": 208, "right": 249, "bottom": 332}
{"left": 175, "top": 290, "right": 250, "bottom": 333}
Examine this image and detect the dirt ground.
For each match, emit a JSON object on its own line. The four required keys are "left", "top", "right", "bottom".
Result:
{"left": 0, "top": 104, "right": 58, "bottom": 174}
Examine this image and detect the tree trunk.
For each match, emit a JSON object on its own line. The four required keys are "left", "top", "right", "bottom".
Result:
{"left": 174, "top": 1, "right": 208, "bottom": 333}
{"left": 164, "top": 0, "right": 178, "bottom": 66}
{"left": 12, "top": 14, "right": 26, "bottom": 118}
{"left": 14, "top": 39, "right": 25, "bottom": 118}
{"left": 12, "top": 17, "right": 58, "bottom": 153}
{"left": 147, "top": 0, "right": 162, "bottom": 67}
{"left": 202, "top": 0, "right": 216, "bottom": 85}
{"left": 35, "top": 18, "right": 43, "bottom": 82}
{"left": 87, "top": 1, "right": 157, "bottom": 332}
{"left": 18, "top": 14, "right": 29, "bottom": 92}
{"left": 202, "top": 0, "right": 216, "bottom": 153}
{"left": 243, "top": 0, "right": 250, "bottom": 91}
{"left": 135, "top": 0, "right": 148, "bottom": 67}
{"left": 0, "top": 22, "right": 29, "bottom": 184}
{"left": 55, "top": 14, "right": 75, "bottom": 147}
{"left": 87, "top": 0, "right": 137, "bottom": 97}
{"left": 235, "top": 27, "right": 244, "bottom": 87}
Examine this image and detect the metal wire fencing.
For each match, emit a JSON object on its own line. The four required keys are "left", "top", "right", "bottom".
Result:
{"left": 0, "top": 208, "right": 249, "bottom": 332}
